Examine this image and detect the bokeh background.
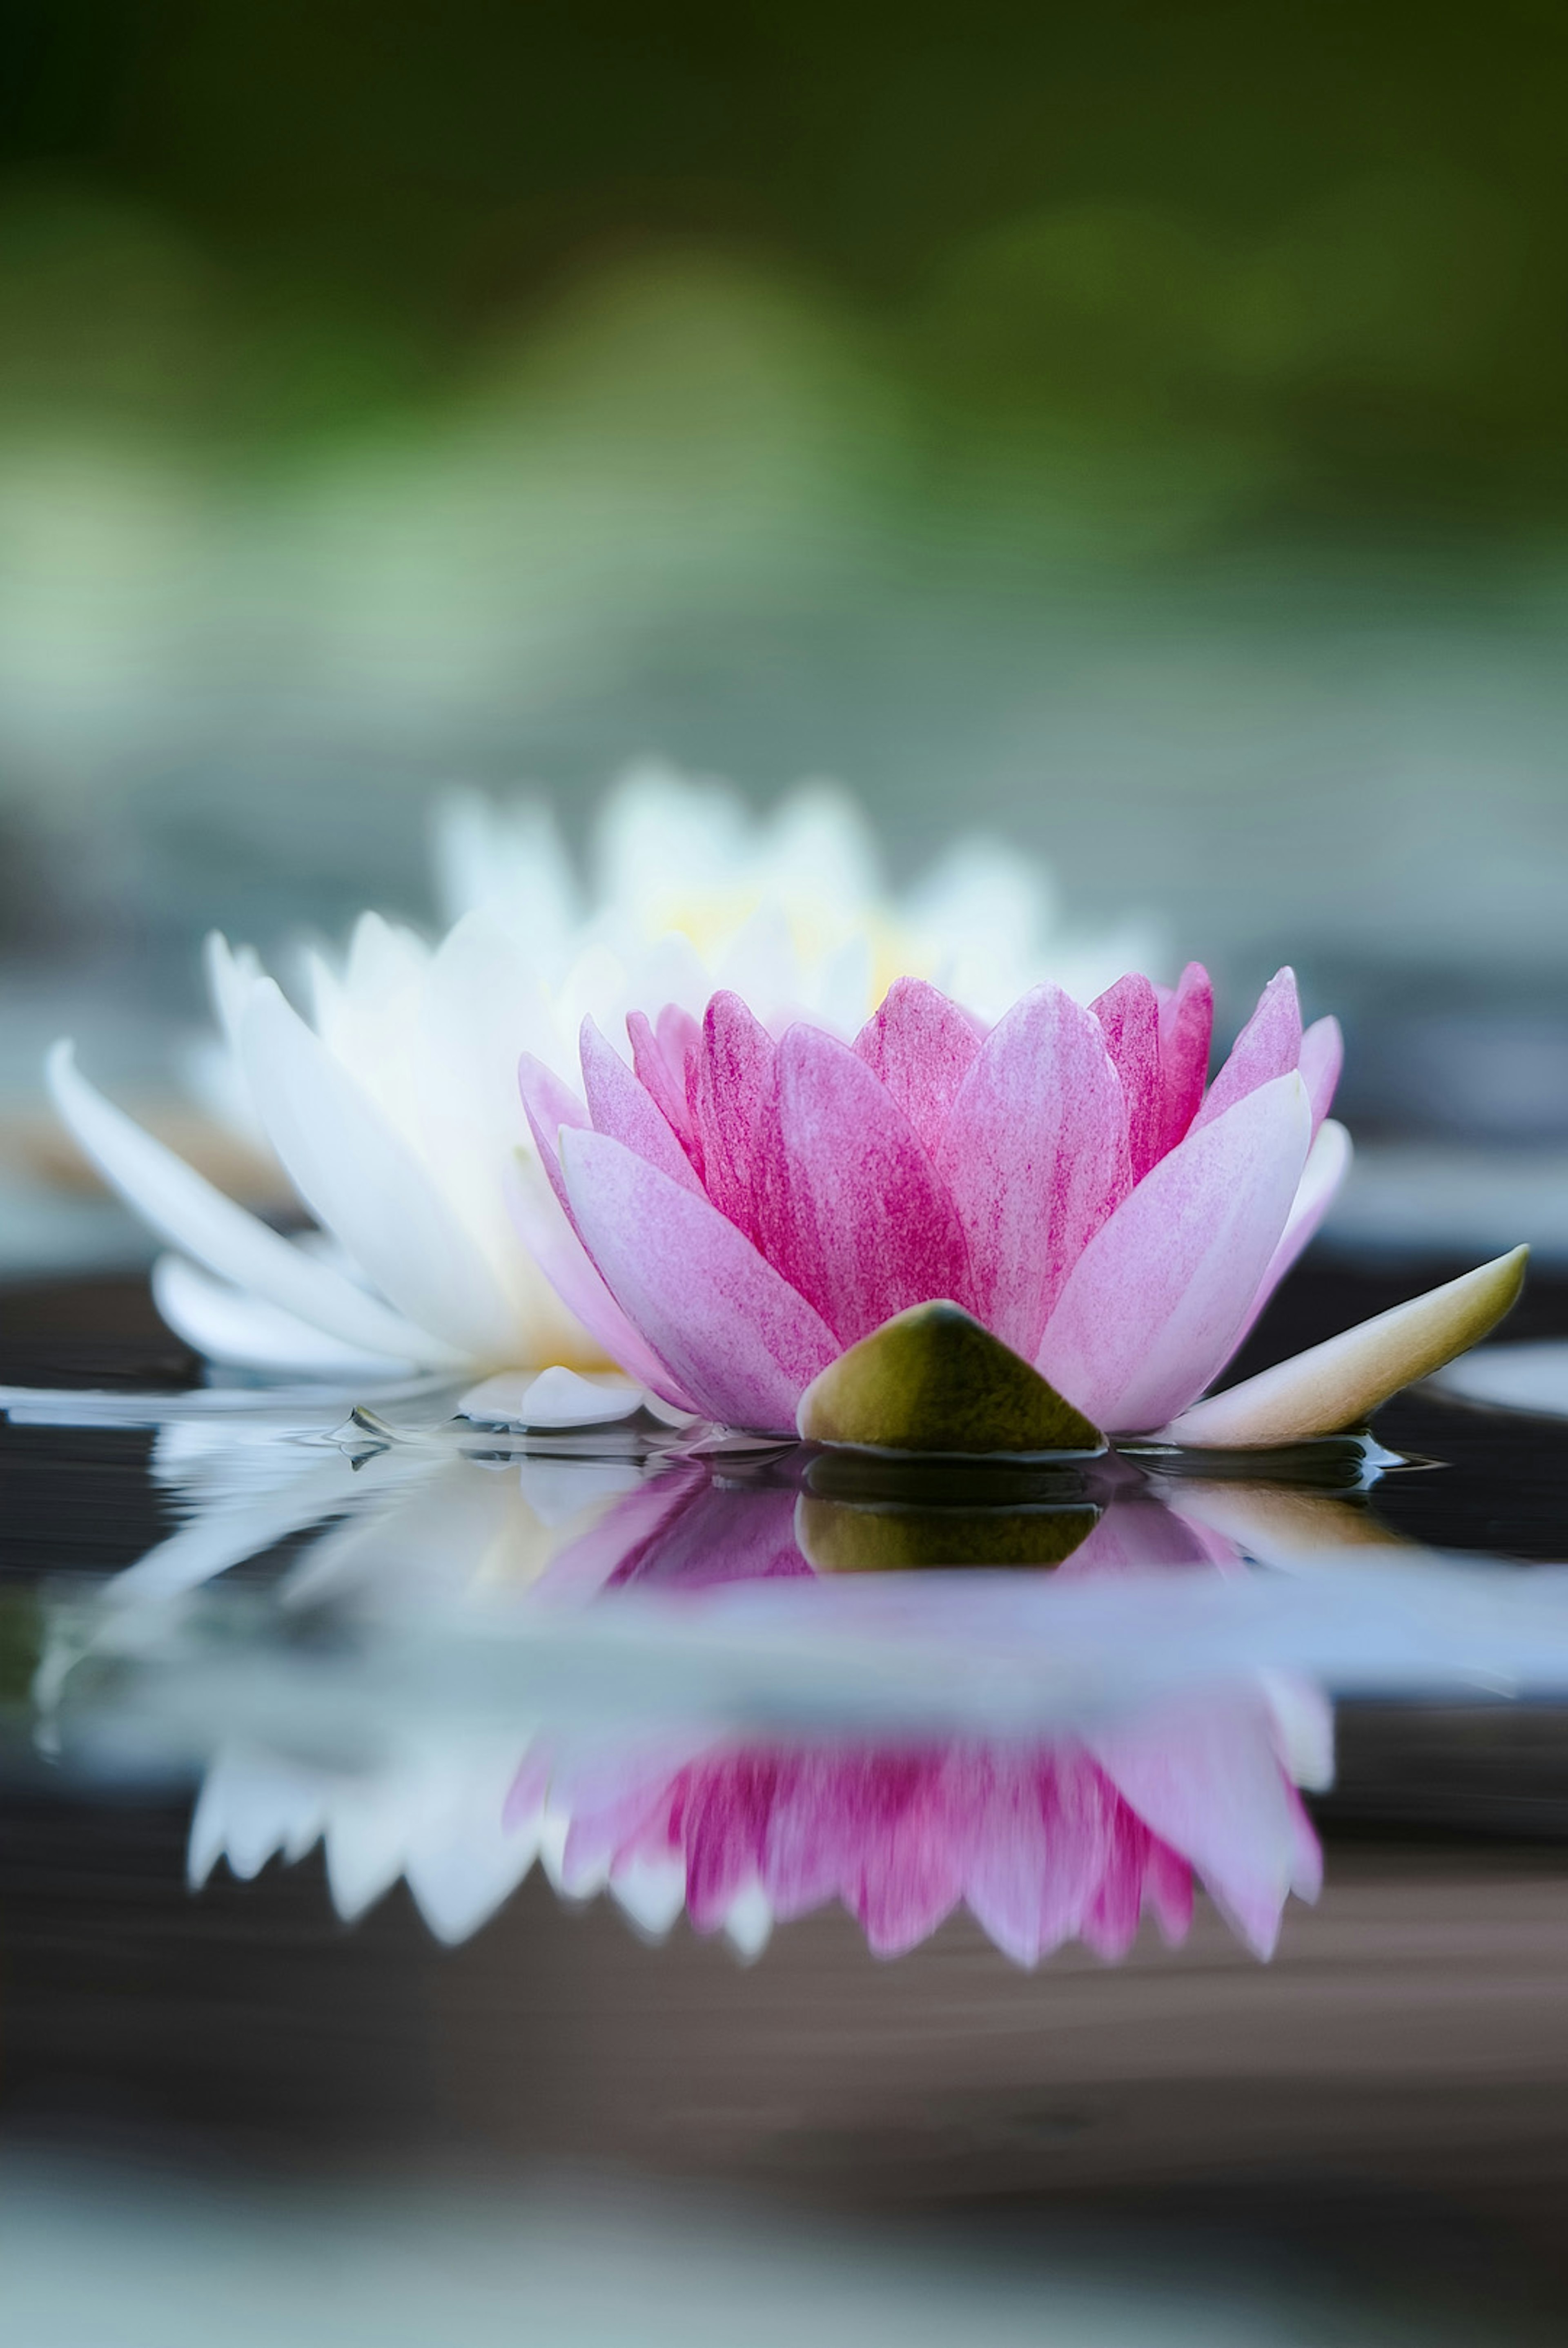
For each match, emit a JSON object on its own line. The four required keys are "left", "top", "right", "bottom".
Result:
{"left": 6, "top": 0, "right": 1568, "bottom": 1264}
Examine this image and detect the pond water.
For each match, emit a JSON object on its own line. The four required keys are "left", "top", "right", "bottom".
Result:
{"left": 7, "top": 1255, "right": 1568, "bottom": 2344}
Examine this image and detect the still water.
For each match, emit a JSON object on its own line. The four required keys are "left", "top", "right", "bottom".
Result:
{"left": 7, "top": 1258, "right": 1568, "bottom": 2342}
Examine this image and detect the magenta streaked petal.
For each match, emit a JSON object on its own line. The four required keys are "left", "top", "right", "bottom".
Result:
{"left": 558, "top": 1125, "right": 837, "bottom": 1430}
{"left": 1036, "top": 1072, "right": 1312, "bottom": 1432}
{"left": 937, "top": 984, "right": 1131, "bottom": 1358}
{"left": 1194, "top": 966, "right": 1302, "bottom": 1131}
{"left": 770, "top": 1024, "right": 975, "bottom": 1344}
{"left": 580, "top": 1017, "right": 703, "bottom": 1193}
{"left": 1154, "top": 962, "right": 1214, "bottom": 1160}
{"left": 1298, "top": 1014, "right": 1343, "bottom": 1134}
{"left": 626, "top": 1006, "right": 701, "bottom": 1158}
{"left": 1143, "top": 1839, "right": 1196, "bottom": 1944}
{"left": 686, "top": 991, "right": 780, "bottom": 1248}
{"left": 853, "top": 978, "right": 985, "bottom": 1161}
{"left": 1093, "top": 973, "right": 1162, "bottom": 1181}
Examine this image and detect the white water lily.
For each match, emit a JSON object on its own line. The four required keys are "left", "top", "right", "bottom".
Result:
{"left": 49, "top": 763, "right": 1151, "bottom": 1381}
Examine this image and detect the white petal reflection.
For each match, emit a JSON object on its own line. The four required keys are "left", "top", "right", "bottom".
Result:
{"left": 1432, "top": 1339, "right": 1568, "bottom": 1418}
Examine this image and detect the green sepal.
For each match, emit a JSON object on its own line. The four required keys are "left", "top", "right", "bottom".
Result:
{"left": 796, "top": 1300, "right": 1105, "bottom": 1457}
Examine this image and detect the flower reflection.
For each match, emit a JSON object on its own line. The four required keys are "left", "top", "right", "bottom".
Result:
{"left": 520, "top": 1682, "right": 1327, "bottom": 1965}
{"left": 161, "top": 1442, "right": 1349, "bottom": 1963}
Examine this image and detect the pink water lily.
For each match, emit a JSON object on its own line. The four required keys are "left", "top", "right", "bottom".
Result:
{"left": 521, "top": 964, "right": 1356, "bottom": 1438}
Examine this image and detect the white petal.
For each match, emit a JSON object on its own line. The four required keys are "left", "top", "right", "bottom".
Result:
{"left": 404, "top": 1827, "right": 539, "bottom": 1945}
{"left": 152, "top": 1253, "right": 414, "bottom": 1377}
{"left": 238, "top": 980, "right": 517, "bottom": 1363}
{"left": 105, "top": 1446, "right": 368, "bottom": 1605}
{"left": 609, "top": 1855, "right": 688, "bottom": 1938}
{"left": 189, "top": 1746, "right": 330, "bottom": 1885}
{"left": 46, "top": 1040, "right": 454, "bottom": 1367}
{"left": 1433, "top": 1339, "right": 1568, "bottom": 1417}
{"left": 722, "top": 1882, "right": 775, "bottom": 1960}
{"left": 762, "top": 783, "right": 882, "bottom": 910}
{"left": 408, "top": 910, "right": 597, "bottom": 1351}
{"left": 202, "top": 931, "right": 263, "bottom": 1054}
{"left": 429, "top": 785, "right": 581, "bottom": 958}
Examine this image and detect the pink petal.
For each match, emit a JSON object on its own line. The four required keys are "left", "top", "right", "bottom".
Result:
{"left": 530, "top": 1469, "right": 706, "bottom": 1602}
{"left": 769, "top": 1024, "right": 975, "bottom": 1345}
{"left": 1036, "top": 1072, "right": 1312, "bottom": 1432}
{"left": 626, "top": 1007, "right": 701, "bottom": 1158}
{"left": 518, "top": 1052, "right": 591, "bottom": 1224}
{"left": 1227, "top": 1116, "right": 1352, "bottom": 1350}
{"left": 608, "top": 1483, "right": 810, "bottom": 1588}
{"left": 1153, "top": 962, "right": 1213, "bottom": 1160}
{"left": 936, "top": 984, "right": 1131, "bottom": 1358}
{"left": 853, "top": 979, "right": 985, "bottom": 1161}
{"left": 579, "top": 1017, "right": 702, "bottom": 1194}
{"left": 1298, "top": 1014, "right": 1343, "bottom": 1134}
{"left": 558, "top": 1126, "right": 837, "bottom": 1431}
{"left": 1093, "top": 974, "right": 1162, "bottom": 1180}
{"left": 964, "top": 1754, "right": 1117, "bottom": 1966}
{"left": 1087, "top": 1694, "right": 1320, "bottom": 1960}
{"left": 685, "top": 992, "right": 780, "bottom": 1248}
{"left": 1194, "top": 967, "right": 1301, "bottom": 1132}
{"left": 504, "top": 1153, "right": 699, "bottom": 1409}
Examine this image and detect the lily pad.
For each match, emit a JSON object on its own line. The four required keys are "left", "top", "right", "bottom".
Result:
{"left": 795, "top": 1300, "right": 1105, "bottom": 1456}
{"left": 1158, "top": 1245, "right": 1528, "bottom": 1449}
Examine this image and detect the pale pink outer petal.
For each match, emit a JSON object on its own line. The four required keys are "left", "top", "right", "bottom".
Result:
{"left": 1153, "top": 962, "right": 1214, "bottom": 1160}
{"left": 1193, "top": 967, "right": 1302, "bottom": 1132}
{"left": 579, "top": 1018, "right": 703, "bottom": 1193}
{"left": 558, "top": 1126, "right": 837, "bottom": 1431}
{"left": 1227, "top": 1117, "right": 1352, "bottom": 1351}
{"left": 769, "top": 1024, "right": 976, "bottom": 1345}
{"left": 852, "top": 978, "right": 985, "bottom": 1162}
{"left": 519, "top": 1049, "right": 702, "bottom": 1402}
{"left": 518, "top": 1052, "right": 592, "bottom": 1224}
{"left": 1092, "top": 974, "right": 1162, "bottom": 1181}
{"left": 1036, "top": 1072, "right": 1312, "bottom": 1433}
{"left": 1085, "top": 1694, "right": 1322, "bottom": 1960}
{"left": 1298, "top": 1015, "right": 1343, "bottom": 1134}
{"left": 504, "top": 1153, "right": 699, "bottom": 1410}
{"left": 936, "top": 984, "right": 1131, "bottom": 1358}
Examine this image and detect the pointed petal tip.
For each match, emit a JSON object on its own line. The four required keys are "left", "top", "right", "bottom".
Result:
{"left": 1156, "top": 1244, "right": 1530, "bottom": 1451}
{"left": 797, "top": 1300, "right": 1105, "bottom": 1456}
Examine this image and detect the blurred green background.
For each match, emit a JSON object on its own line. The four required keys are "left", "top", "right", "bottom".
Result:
{"left": 5, "top": 0, "right": 1568, "bottom": 1215}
